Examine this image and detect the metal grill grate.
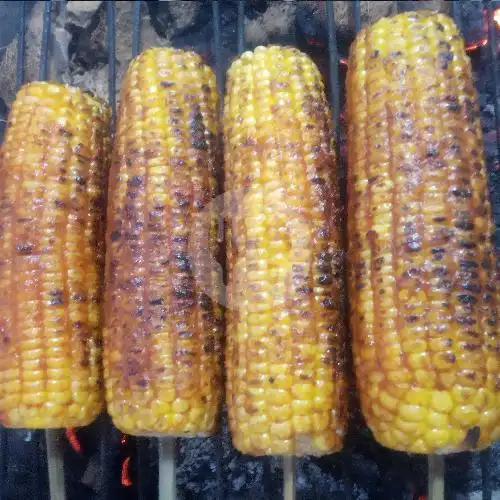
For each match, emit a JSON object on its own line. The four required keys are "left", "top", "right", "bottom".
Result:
{"left": 0, "top": 1, "right": 498, "bottom": 498}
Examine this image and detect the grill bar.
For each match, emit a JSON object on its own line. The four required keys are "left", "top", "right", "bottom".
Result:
{"left": 107, "top": 0, "right": 116, "bottom": 126}
{"left": 237, "top": 1, "right": 245, "bottom": 54}
{"left": 132, "top": 0, "right": 141, "bottom": 59}
{"left": 481, "top": 450, "right": 492, "bottom": 500}
{"left": 452, "top": 0, "right": 463, "bottom": 32}
{"left": 326, "top": 1, "right": 341, "bottom": 148}
{"left": 211, "top": 4, "right": 225, "bottom": 495}
{"left": 0, "top": 430, "right": 5, "bottom": 500}
{"left": 212, "top": 0, "right": 224, "bottom": 97}
{"left": 353, "top": 0, "right": 361, "bottom": 34}
{"left": 487, "top": 0, "right": 500, "bottom": 163}
{"left": 325, "top": 3, "right": 352, "bottom": 499}
{"left": 39, "top": 0, "right": 52, "bottom": 81}
{"left": 16, "top": 1, "right": 27, "bottom": 89}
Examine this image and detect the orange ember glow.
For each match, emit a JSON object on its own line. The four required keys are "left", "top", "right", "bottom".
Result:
{"left": 120, "top": 433, "right": 128, "bottom": 446}
{"left": 121, "top": 456, "right": 132, "bottom": 487}
{"left": 466, "top": 38, "right": 488, "bottom": 52}
{"left": 65, "top": 428, "right": 82, "bottom": 454}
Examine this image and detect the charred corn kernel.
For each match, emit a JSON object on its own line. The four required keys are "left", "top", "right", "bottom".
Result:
{"left": 103, "top": 48, "right": 223, "bottom": 437}
{"left": 0, "top": 82, "right": 111, "bottom": 428}
{"left": 347, "top": 11, "right": 500, "bottom": 454}
{"left": 224, "top": 45, "right": 348, "bottom": 456}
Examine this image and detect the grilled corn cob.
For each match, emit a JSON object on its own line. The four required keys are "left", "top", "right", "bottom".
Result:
{"left": 0, "top": 82, "right": 111, "bottom": 428}
{"left": 347, "top": 11, "right": 499, "bottom": 454}
{"left": 224, "top": 45, "right": 348, "bottom": 456}
{"left": 103, "top": 48, "right": 222, "bottom": 436}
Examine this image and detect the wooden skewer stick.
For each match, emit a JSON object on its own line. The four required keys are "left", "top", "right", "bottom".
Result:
{"left": 428, "top": 454, "right": 445, "bottom": 500}
{"left": 283, "top": 455, "right": 296, "bottom": 500}
{"left": 158, "top": 437, "right": 176, "bottom": 500}
{"left": 45, "top": 429, "right": 66, "bottom": 500}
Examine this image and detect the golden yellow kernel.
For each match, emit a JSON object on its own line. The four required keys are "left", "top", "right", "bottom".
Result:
{"left": 430, "top": 391, "right": 453, "bottom": 413}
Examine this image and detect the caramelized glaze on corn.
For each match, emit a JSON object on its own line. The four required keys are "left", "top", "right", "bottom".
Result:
{"left": 347, "top": 11, "right": 499, "bottom": 454}
{"left": 103, "top": 48, "right": 222, "bottom": 436}
{"left": 0, "top": 82, "right": 111, "bottom": 428}
{"left": 224, "top": 45, "right": 348, "bottom": 456}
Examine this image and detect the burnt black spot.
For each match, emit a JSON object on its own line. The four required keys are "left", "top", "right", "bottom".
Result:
{"left": 406, "top": 315, "right": 418, "bottom": 323}
{"left": 160, "top": 81, "right": 174, "bottom": 88}
{"left": 434, "top": 216, "right": 446, "bottom": 223}
{"left": 199, "top": 293, "right": 212, "bottom": 310}
{"left": 174, "top": 252, "right": 191, "bottom": 271}
{"left": 128, "top": 176, "right": 142, "bottom": 187}
{"left": 461, "top": 281, "right": 481, "bottom": 294}
{"left": 426, "top": 146, "right": 438, "bottom": 158}
{"left": 49, "top": 297, "right": 64, "bottom": 306}
{"left": 460, "top": 260, "right": 478, "bottom": 269}
{"left": 439, "top": 51, "right": 454, "bottom": 69}
{"left": 457, "top": 294, "right": 477, "bottom": 305}
{"left": 75, "top": 176, "right": 86, "bottom": 186}
{"left": 174, "top": 288, "right": 194, "bottom": 299}
{"left": 456, "top": 316, "right": 476, "bottom": 326}
{"left": 311, "top": 177, "right": 326, "bottom": 185}
{"left": 462, "top": 343, "right": 481, "bottom": 351}
{"left": 432, "top": 266, "right": 448, "bottom": 277}
{"left": 150, "top": 297, "right": 164, "bottom": 306}
{"left": 459, "top": 240, "right": 476, "bottom": 249}
{"left": 371, "top": 50, "right": 379, "bottom": 58}
{"left": 131, "top": 277, "right": 145, "bottom": 287}
{"left": 455, "top": 219, "right": 474, "bottom": 231}
{"left": 321, "top": 298, "right": 335, "bottom": 309}
{"left": 463, "top": 426, "right": 480, "bottom": 449}
{"left": 16, "top": 243, "right": 33, "bottom": 254}
{"left": 55, "top": 200, "right": 66, "bottom": 208}
{"left": 203, "top": 337, "right": 215, "bottom": 354}
{"left": 72, "top": 294, "right": 87, "bottom": 303}
{"left": 111, "top": 231, "right": 121, "bottom": 242}
{"left": 405, "top": 233, "right": 422, "bottom": 253}
{"left": 317, "top": 274, "right": 332, "bottom": 285}
{"left": 436, "top": 279, "right": 452, "bottom": 291}
{"left": 194, "top": 199, "right": 205, "bottom": 210}
{"left": 189, "top": 105, "right": 207, "bottom": 150}
{"left": 391, "top": 50, "right": 403, "bottom": 56}
{"left": 59, "top": 127, "right": 73, "bottom": 137}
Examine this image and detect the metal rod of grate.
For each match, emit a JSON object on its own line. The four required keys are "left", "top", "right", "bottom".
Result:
{"left": 2, "top": 1, "right": 499, "bottom": 499}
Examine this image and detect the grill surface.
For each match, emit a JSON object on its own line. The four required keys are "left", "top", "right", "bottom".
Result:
{"left": 0, "top": 1, "right": 498, "bottom": 499}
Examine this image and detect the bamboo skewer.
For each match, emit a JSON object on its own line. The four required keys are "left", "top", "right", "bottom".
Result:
{"left": 158, "top": 437, "right": 176, "bottom": 500}
{"left": 428, "top": 455, "right": 445, "bottom": 500}
{"left": 283, "top": 456, "right": 296, "bottom": 500}
{"left": 45, "top": 429, "right": 66, "bottom": 500}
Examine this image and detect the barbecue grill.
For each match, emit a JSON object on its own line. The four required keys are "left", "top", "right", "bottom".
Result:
{"left": 0, "top": 1, "right": 498, "bottom": 499}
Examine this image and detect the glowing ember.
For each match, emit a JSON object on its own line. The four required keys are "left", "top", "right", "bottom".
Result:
{"left": 121, "top": 433, "right": 128, "bottom": 446}
{"left": 466, "top": 38, "right": 488, "bottom": 52}
{"left": 121, "top": 456, "right": 133, "bottom": 487}
{"left": 65, "top": 428, "right": 82, "bottom": 454}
